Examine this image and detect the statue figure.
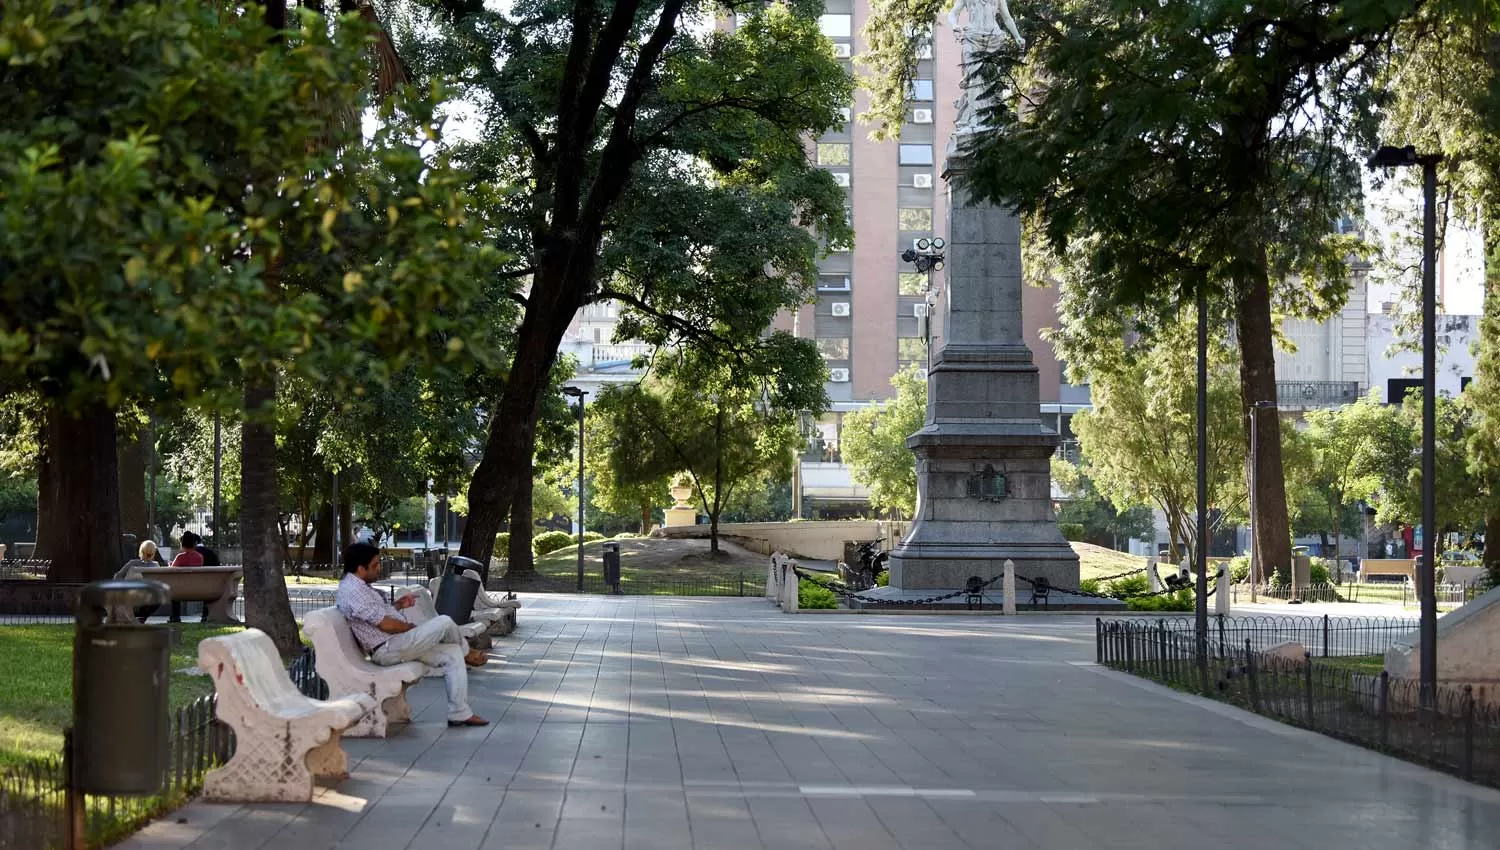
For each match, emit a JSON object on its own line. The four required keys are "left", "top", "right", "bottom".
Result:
{"left": 948, "top": 0, "right": 1023, "bottom": 137}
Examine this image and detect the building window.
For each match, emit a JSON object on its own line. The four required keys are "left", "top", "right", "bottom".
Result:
{"left": 818, "top": 274, "right": 851, "bottom": 291}
{"left": 817, "top": 143, "right": 851, "bottom": 166}
{"left": 819, "top": 14, "right": 851, "bottom": 37}
{"left": 899, "top": 208, "right": 933, "bottom": 231}
{"left": 898, "top": 338, "right": 926, "bottom": 362}
{"left": 898, "top": 273, "right": 927, "bottom": 295}
{"left": 817, "top": 337, "right": 851, "bottom": 360}
{"left": 908, "top": 79, "right": 934, "bottom": 101}
{"left": 898, "top": 144, "right": 933, "bottom": 165}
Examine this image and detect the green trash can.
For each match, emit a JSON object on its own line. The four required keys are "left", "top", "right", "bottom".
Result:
{"left": 73, "top": 579, "right": 172, "bottom": 795}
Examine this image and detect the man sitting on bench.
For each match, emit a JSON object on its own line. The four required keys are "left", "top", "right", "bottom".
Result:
{"left": 335, "top": 543, "right": 490, "bottom": 728}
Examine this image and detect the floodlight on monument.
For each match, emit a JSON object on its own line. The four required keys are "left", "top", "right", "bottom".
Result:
{"left": 931, "top": 259, "right": 945, "bottom": 271}
{"left": 931, "top": 237, "right": 946, "bottom": 250}
{"left": 916, "top": 237, "right": 931, "bottom": 251}
{"left": 901, "top": 248, "right": 919, "bottom": 263}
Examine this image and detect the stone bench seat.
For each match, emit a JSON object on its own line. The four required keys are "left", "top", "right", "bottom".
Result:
{"left": 199, "top": 629, "right": 376, "bottom": 802}
{"left": 134, "top": 565, "right": 242, "bottom": 623}
{"left": 429, "top": 569, "right": 521, "bottom": 637}
{"left": 304, "top": 607, "right": 427, "bottom": 737}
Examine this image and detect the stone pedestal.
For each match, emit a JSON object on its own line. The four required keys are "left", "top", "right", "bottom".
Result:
{"left": 663, "top": 479, "right": 698, "bottom": 528}
{"left": 887, "top": 174, "right": 1079, "bottom": 592}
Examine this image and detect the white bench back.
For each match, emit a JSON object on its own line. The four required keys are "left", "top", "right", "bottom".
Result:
{"left": 199, "top": 629, "right": 312, "bottom": 717}
{"left": 305, "top": 607, "right": 371, "bottom": 661}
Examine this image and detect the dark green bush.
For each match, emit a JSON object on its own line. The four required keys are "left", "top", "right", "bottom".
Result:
{"left": 494, "top": 532, "right": 510, "bottom": 556}
{"left": 612, "top": 532, "right": 640, "bottom": 539}
{"left": 876, "top": 570, "right": 889, "bottom": 587}
{"left": 1227, "top": 554, "right": 1250, "bottom": 584}
{"left": 1059, "top": 522, "right": 1086, "bottom": 542}
{"left": 1104, "top": 574, "right": 1150, "bottom": 599}
{"left": 798, "top": 578, "right": 839, "bottom": 609}
{"left": 574, "top": 531, "right": 606, "bottom": 544}
{"left": 1079, "top": 577, "right": 1101, "bottom": 595}
{"left": 1126, "top": 588, "right": 1194, "bottom": 611}
{"left": 532, "top": 530, "right": 574, "bottom": 556}
{"left": 1308, "top": 558, "right": 1331, "bottom": 585}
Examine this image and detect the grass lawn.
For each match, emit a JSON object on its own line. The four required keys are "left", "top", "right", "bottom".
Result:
{"left": 0, "top": 623, "right": 240, "bottom": 767}
{"left": 1316, "top": 654, "right": 1386, "bottom": 675}
{"left": 504, "top": 538, "right": 766, "bottom": 594}
{"left": 1073, "top": 542, "right": 1150, "bottom": 581}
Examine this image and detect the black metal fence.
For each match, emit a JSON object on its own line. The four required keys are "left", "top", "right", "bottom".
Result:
{"left": 0, "top": 695, "right": 231, "bottom": 850}
{"left": 0, "top": 559, "right": 50, "bottom": 580}
{"left": 1097, "top": 616, "right": 1500, "bottom": 788}
{"left": 488, "top": 572, "right": 766, "bottom": 597}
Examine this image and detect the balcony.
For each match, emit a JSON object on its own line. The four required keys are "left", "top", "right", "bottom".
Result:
{"left": 589, "top": 343, "right": 653, "bottom": 367}
{"left": 1276, "top": 381, "right": 1362, "bottom": 409}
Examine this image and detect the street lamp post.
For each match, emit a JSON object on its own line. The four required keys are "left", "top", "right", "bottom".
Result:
{"left": 563, "top": 386, "right": 588, "bottom": 592}
{"left": 901, "top": 237, "right": 946, "bottom": 374}
{"left": 1368, "top": 144, "right": 1442, "bottom": 713}
{"left": 1194, "top": 288, "right": 1209, "bottom": 692}
{"left": 1247, "top": 399, "right": 1275, "bottom": 605}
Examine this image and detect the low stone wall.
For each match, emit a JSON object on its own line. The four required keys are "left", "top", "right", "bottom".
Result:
{"left": 1386, "top": 584, "right": 1500, "bottom": 697}
{"left": 656, "top": 520, "right": 907, "bottom": 561}
{"left": 0, "top": 580, "right": 83, "bottom": 616}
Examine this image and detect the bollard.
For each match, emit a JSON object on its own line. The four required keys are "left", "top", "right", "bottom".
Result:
{"left": 1146, "top": 558, "right": 1161, "bottom": 593}
{"left": 1214, "top": 564, "right": 1231, "bottom": 616}
{"left": 783, "top": 562, "right": 799, "bottom": 612}
{"left": 1002, "top": 560, "right": 1017, "bottom": 616}
{"left": 766, "top": 554, "right": 779, "bottom": 601}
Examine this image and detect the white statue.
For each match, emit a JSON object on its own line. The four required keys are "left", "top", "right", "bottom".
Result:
{"left": 948, "top": 0, "right": 1023, "bottom": 137}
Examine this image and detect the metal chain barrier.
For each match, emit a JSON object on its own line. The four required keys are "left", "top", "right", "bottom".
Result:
{"left": 792, "top": 564, "right": 1226, "bottom": 606}
{"left": 1088, "top": 566, "right": 1147, "bottom": 584}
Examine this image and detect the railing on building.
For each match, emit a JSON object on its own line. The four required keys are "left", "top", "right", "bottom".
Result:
{"left": 1276, "top": 381, "right": 1362, "bottom": 409}
{"left": 589, "top": 343, "right": 653, "bottom": 366}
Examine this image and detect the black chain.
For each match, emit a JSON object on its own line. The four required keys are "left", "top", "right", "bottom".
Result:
{"left": 789, "top": 565, "right": 1226, "bottom": 606}
{"left": 1089, "top": 567, "right": 1147, "bottom": 584}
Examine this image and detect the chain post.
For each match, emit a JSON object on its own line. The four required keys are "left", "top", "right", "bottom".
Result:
{"left": 1323, "top": 614, "right": 1330, "bottom": 658}
{"left": 1304, "top": 652, "right": 1314, "bottom": 726}
{"left": 1464, "top": 685, "right": 1475, "bottom": 781}
{"left": 1379, "top": 671, "right": 1390, "bottom": 748}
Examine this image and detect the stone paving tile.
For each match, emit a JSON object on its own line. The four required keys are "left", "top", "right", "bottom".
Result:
{"left": 118, "top": 595, "right": 1500, "bottom": 850}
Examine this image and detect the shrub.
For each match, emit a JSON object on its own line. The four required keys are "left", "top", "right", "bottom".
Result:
{"left": 612, "top": 532, "right": 640, "bottom": 539}
{"left": 1126, "top": 588, "right": 1194, "bottom": 611}
{"left": 532, "top": 530, "right": 574, "bottom": 556}
{"left": 1079, "top": 577, "right": 1101, "bottom": 595}
{"left": 494, "top": 532, "right": 510, "bottom": 556}
{"left": 1103, "top": 574, "right": 1150, "bottom": 599}
{"left": 1058, "top": 522, "right": 1086, "bottom": 542}
{"left": 1227, "top": 555, "right": 1250, "bottom": 584}
{"left": 798, "top": 578, "right": 839, "bottom": 609}
{"left": 574, "top": 531, "right": 606, "bottom": 544}
{"left": 1308, "top": 558, "right": 1332, "bottom": 585}
{"left": 876, "top": 571, "right": 889, "bottom": 587}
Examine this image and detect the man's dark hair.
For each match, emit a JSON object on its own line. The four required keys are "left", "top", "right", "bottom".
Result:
{"left": 343, "top": 542, "right": 381, "bottom": 574}
{"left": 180, "top": 531, "right": 201, "bottom": 548}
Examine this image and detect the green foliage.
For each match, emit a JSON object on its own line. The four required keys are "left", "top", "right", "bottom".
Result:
{"left": 1079, "top": 577, "right": 1100, "bottom": 595}
{"left": 876, "top": 570, "right": 889, "bottom": 587}
{"left": 1309, "top": 559, "right": 1332, "bottom": 586}
{"left": 0, "top": 473, "right": 36, "bottom": 524}
{"left": 531, "top": 530, "right": 574, "bottom": 557}
{"left": 1069, "top": 311, "right": 1245, "bottom": 565}
{"left": 1126, "top": 589, "right": 1194, "bottom": 612}
{"left": 0, "top": 0, "right": 506, "bottom": 412}
{"left": 1228, "top": 555, "right": 1251, "bottom": 584}
{"left": 1052, "top": 458, "right": 1155, "bottom": 549}
{"left": 798, "top": 578, "right": 839, "bottom": 610}
{"left": 494, "top": 533, "right": 511, "bottom": 555}
{"left": 613, "top": 532, "right": 641, "bottom": 540}
{"left": 1103, "top": 574, "right": 1150, "bottom": 600}
{"left": 574, "top": 532, "right": 606, "bottom": 544}
{"left": 841, "top": 365, "right": 927, "bottom": 517}
{"left": 1058, "top": 523, "right": 1086, "bottom": 542}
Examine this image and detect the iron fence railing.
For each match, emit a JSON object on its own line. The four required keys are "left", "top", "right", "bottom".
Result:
{"left": 1276, "top": 380, "right": 1362, "bottom": 408}
{"left": 1230, "top": 581, "right": 1478, "bottom": 609}
{"left": 1097, "top": 617, "right": 1500, "bottom": 788}
{"left": 488, "top": 572, "right": 766, "bottom": 597}
{"left": 0, "top": 695, "right": 231, "bottom": 850}
{"left": 0, "top": 559, "right": 51, "bottom": 580}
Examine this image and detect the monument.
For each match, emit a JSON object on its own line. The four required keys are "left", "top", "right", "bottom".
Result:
{"left": 876, "top": 0, "right": 1081, "bottom": 599}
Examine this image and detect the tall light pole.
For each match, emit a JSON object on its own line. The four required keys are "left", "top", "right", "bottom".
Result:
{"left": 563, "top": 386, "right": 588, "bottom": 592}
{"left": 1194, "top": 287, "right": 1209, "bottom": 692}
{"left": 1247, "top": 399, "right": 1275, "bottom": 604}
{"left": 212, "top": 412, "right": 222, "bottom": 547}
{"left": 901, "top": 237, "right": 946, "bottom": 374}
{"left": 1368, "top": 144, "right": 1442, "bottom": 713}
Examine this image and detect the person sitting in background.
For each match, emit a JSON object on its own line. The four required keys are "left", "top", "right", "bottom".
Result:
{"left": 116, "top": 539, "right": 161, "bottom": 579}
{"left": 170, "top": 532, "right": 205, "bottom": 567}
{"left": 335, "top": 542, "right": 489, "bottom": 728}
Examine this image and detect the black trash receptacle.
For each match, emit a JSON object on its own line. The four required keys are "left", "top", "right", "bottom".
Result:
{"left": 436, "top": 556, "right": 483, "bottom": 625}
{"left": 602, "top": 542, "right": 622, "bottom": 594}
{"left": 74, "top": 579, "right": 172, "bottom": 796}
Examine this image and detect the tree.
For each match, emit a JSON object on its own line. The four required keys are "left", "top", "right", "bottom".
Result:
{"left": 383, "top": 0, "right": 855, "bottom": 566}
{"left": 1051, "top": 458, "right": 1155, "bottom": 551}
{"left": 1, "top": 1, "right": 506, "bottom": 655}
{"left": 1069, "top": 314, "right": 1246, "bottom": 568}
{"left": 581, "top": 401, "right": 673, "bottom": 535}
{"left": 841, "top": 365, "right": 927, "bottom": 518}
{"left": 595, "top": 340, "right": 826, "bottom": 553}
{"left": 863, "top": 0, "right": 1407, "bottom": 584}
{"left": 1286, "top": 399, "right": 1388, "bottom": 562}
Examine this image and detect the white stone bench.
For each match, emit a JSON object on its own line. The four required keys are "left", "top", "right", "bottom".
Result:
{"left": 199, "top": 629, "right": 376, "bottom": 802}
{"left": 427, "top": 570, "right": 520, "bottom": 638}
{"left": 397, "top": 586, "right": 493, "bottom": 653}
{"left": 303, "top": 607, "right": 426, "bottom": 738}
{"left": 134, "top": 565, "right": 242, "bottom": 623}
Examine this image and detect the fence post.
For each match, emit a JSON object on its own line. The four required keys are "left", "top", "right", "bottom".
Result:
{"left": 1379, "top": 671, "right": 1390, "bottom": 748}
{"left": 1125, "top": 622, "right": 1135, "bottom": 673}
{"left": 63, "top": 727, "right": 85, "bottom": 850}
{"left": 1303, "top": 652, "right": 1314, "bottom": 727}
{"left": 1216, "top": 614, "right": 1226, "bottom": 658}
{"left": 1095, "top": 619, "right": 1102, "bottom": 664}
{"left": 1245, "top": 639, "right": 1260, "bottom": 713}
{"left": 739, "top": 577, "right": 745, "bottom": 597}
{"left": 1157, "top": 619, "right": 1168, "bottom": 683}
{"left": 1322, "top": 615, "right": 1330, "bottom": 658}
{"left": 1464, "top": 685, "right": 1476, "bottom": 781}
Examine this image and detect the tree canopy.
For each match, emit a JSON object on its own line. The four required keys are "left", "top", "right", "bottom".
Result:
{"left": 840, "top": 365, "right": 927, "bottom": 518}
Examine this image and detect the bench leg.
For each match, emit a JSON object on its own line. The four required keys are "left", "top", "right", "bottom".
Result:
{"left": 204, "top": 588, "right": 240, "bottom": 624}
{"left": 204, "top": 737, "right": 317, "bottom": 803}
{"left": 306, "top": 732, "right": 350, "bottom": 781}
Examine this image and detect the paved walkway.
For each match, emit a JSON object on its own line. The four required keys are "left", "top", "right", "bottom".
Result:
{"left": 123, "top": 597, "right": 1500, "bottom": 849}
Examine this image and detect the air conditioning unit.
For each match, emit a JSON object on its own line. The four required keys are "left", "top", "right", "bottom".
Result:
{"left": 838, "top": 107, "right": 852, "bottom": 122}
{"left": 832, "top": 172, "right": 851, "bottom": 187}
{"left": 828, "top": 368, "right": 851, "bottom": 383}
{"left": 916, "top": 44, "right": 933, "bottom": 59}
{"left": 912, "top": 108, "right": 933, "bottom": 124}
{"left": 913, "top": 302, "right": 930, "bottom": 318}
{"left": 913, "top": 173, "right": 933, "bottom": 188}
{"left": 832, "top": 43, "right": 852, "bottom": 58}
{"left": 831, "top": 302, "right": 851, "bottom": 317}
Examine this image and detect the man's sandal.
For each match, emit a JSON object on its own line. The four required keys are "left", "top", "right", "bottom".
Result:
{"left": 447, "top": 715, "right": 490, "bottom": 728}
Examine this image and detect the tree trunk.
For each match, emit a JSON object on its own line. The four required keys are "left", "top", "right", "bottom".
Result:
{"left": 508, "top": 463, "right": 535, "bottom": 576}
{"left": 460, "top": 274, "right": 580, "bottom": 564}
{"left": 338, "top": 496, "right": 353, "bottom": 552}
{"left": 117, "top": 426, "right": 148, "bottom": 546}
{"left": 639, "top": 501, "right": 652, "bottom": 535}
{"left": 34, "top": 418, "right": 58, "bottom": 559}
{"left": 312, "top": 499, "right": 334, "bottom": 564}
{"left": 1237, "top": 260, "right": 1294, "bottom": 585}
{"left": 42, "top": 402, "right": 121, "bottom": 581}
{"left": 240, "top": 374, "right": 299, "bottom": 656}
{"left": 1484, "top": 510, "right": 1500, "bottom": 589}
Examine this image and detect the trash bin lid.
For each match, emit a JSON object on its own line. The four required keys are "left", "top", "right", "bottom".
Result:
{"left": 448, "top": 555, "right": 486, "bottom": 575}
{"left": 602, "top": 542, "right": 620, "bottom": 552}
{"left": 79, "top": 579, "right": 171, "bottom": 611}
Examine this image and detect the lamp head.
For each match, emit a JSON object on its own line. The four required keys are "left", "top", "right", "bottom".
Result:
{"left": 1368, "top": 145, "right": 1418, "bottom": 169}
